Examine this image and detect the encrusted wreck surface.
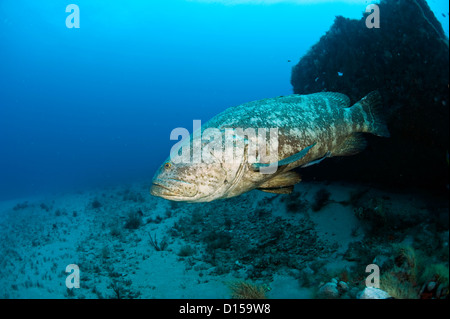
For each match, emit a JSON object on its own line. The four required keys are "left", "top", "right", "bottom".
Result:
{"left": 291, "top": 0, "right": 449, "bottom": 191}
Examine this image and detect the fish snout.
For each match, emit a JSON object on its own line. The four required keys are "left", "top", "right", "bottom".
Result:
{"left": 150, "top": 178, "right": 198, "bottom": 199}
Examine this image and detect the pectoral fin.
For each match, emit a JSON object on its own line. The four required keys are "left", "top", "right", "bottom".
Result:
{"left": 258, "top": 171, "right": 301, "bottom": 189}
{"left": 251, "top": 142, "right": 316, "bottom": 172}
{"left": 257, "top": 171, "right": 301, "bottom": 195}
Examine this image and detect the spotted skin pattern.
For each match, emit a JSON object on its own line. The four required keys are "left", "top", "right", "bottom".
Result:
{"left": 151, "top": 91, "right": 389, "bottom": 202}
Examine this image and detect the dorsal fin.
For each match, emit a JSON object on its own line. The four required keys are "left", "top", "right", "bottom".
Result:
{"left": 308, "top": 92, "right": 351, "bottom": 107}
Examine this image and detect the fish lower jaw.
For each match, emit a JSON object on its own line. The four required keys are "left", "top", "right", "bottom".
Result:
{"left": 150, "top": 184, "right": 178, "bottom": 197}
{"left": 150, "top": 183, "right": 200, "bottom": 202}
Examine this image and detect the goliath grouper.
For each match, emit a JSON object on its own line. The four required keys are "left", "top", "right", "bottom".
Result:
{"left": 151, "top": 91, "right": 389, "bottom": 202}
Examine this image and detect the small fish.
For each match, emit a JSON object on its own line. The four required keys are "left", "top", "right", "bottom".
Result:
{"left": 151, "top": 91, "right": 389, "bottom": 202}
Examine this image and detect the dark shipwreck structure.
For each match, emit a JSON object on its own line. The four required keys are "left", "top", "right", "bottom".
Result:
{"left": 291, "top": 0, "right": 449, "bottom": 192}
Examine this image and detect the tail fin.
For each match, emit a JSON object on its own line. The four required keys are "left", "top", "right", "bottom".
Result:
{"left": 354, "top": 91, "right": 390, "bottom": 138}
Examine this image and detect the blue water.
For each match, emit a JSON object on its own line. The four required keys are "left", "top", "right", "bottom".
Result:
{"left": 0, "top": 0, "right": 448, "bottom": 201}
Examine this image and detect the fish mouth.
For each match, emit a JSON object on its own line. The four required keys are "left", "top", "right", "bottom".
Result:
{"left": 150, "top": 183, "right": 175, "bottom": 196}
{"left": 150, "top": 179, "right": 198, "bottom": 199}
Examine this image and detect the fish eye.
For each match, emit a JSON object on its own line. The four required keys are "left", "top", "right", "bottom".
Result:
{"left": 164, "top": 162, "right": 172, "bottom": 170}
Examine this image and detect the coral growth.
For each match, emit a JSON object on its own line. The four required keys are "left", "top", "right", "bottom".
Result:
{"left": 124, "top": 210, "right": 143, "bottom": 230}
{"left": 228, "top": 281, "right": 267, "bottom": 299}
{"left": 311, "top": 188, "right": 331, "bottom": 212}
{"left": 148, "top": 232, "right": 168, "bottom": 251}
{"left": 380, "top": 244, "right": 449, "bottom": 299}
{"left": 91, "top": 199, "right": 102, "bottom": 209}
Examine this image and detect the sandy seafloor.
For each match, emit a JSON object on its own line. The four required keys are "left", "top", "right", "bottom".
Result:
{"left": 0, "top": 180, "right": 448, "bottom": 299}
